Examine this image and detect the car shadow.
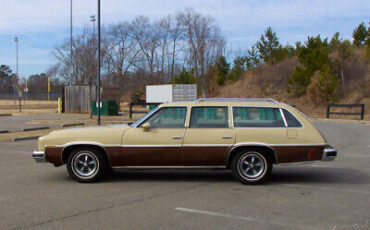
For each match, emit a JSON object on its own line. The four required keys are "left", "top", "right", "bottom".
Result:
{"left": 98, "top": 166, "right": 370, "bottom": 185}
{"left": 267, "top": 166, "right": 370, "bottom": 185}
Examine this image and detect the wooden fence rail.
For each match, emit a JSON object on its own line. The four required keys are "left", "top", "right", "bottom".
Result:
{"left": 327, "top": 104, "right": 365, "bottom": 120}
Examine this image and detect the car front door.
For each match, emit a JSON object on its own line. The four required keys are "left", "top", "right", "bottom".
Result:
{"left": 118, "top": 107, "right": 187, "bottom": 166}
{"left": 182, "top": 106, "right": 234, "bottom": 166}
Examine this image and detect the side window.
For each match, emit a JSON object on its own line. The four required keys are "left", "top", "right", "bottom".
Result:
{"left": 233, "top": 107, "right": 285, "bottom": 127}
{"left": 139, "top": 107, "right": 187, "bottom": 128}
{"left": 190, "top": 107, "right": 228, "bottom": 128}
{"left": 283, "top": 109, "right": 302, "bottom": 127}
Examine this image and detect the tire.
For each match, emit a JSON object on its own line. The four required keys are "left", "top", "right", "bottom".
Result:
{"left": 66, "top": 147, "right": 107, "bottom": 183}
{"left": 231, "top": 149, "right": 272, "bottom": 184}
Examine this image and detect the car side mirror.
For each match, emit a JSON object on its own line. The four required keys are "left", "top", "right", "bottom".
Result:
{"left": 142, "top": 123, "right": 150, "bottom": 131}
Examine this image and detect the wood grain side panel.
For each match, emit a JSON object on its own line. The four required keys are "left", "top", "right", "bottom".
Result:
{"left": 273, "top": 145, "right": 326, "bottom": 163}
{"left": 45, "top": 147, "right": 63, "bottom": 166}
{"left": 182, "top": 146, "right": 230, "bottom": 166}
{"left": 107, "top": 147, "right": 181, "bottom": 166}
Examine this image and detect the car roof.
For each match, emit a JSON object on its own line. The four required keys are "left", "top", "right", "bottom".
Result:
{"left": 159, "top": 98, "right": 290, "bottom": 108}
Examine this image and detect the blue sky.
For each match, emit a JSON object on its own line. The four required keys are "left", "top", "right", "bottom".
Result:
{"left": 0, "top": 0, "right": 369, "bottom": 78}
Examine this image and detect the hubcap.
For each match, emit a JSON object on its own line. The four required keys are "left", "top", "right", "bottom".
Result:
{"left": 73, "top": 152, "right": 98, "bottom": 178}
{"left": 239, "top": 153, "right": 265, "bottom": 179}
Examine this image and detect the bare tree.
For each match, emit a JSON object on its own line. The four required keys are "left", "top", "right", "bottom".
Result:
{"left": 130, "top": 16, "right": 161, "bottom": 82}
{"left": 177, "top": 8, "right": 225, "bottom": 97}
{"left": 105, "top": 22, "right": 141, "bottom": 89}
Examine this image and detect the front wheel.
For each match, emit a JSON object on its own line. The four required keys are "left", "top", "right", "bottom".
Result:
{"left": 67, "top": 147, "right": 107, "bottom": 182}
{"left": 231, "top": 149, "right": 272, "bottom": 184}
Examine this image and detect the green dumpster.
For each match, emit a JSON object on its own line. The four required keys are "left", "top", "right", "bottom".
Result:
{"left": 91, "top": 100, "right": 118, "bottom": 115}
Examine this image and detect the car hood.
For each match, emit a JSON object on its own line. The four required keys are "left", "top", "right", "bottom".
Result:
{"left": 38, "top": 124, "right": 130, "bottom": 151}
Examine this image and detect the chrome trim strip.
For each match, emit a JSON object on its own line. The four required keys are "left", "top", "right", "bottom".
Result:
{"left": 32, "top": 151, "right": 47, "bottom": 163}
{"left": 183, "top": 144, "right": 232, "bottom": 147}
{"left": 233, "top": 142, "right": 327, "bottom": 147}
{"left": 280, "top": 108, "right": 288, "bottom": 127}
{"left": 112, "top": 166, "right": 226, "bottom": 169}
{"left": 56, "top": 141, "right": 122, "bottom": 148}
{"left": 56, "top": 143, "right": 327, "bottom": 148}
{"left": 123, "top": 145, "right": 182, "bottom": 147}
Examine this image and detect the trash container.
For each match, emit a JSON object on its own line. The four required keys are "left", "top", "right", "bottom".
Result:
{"left": 91, "top": 100, "right": 118, "bottom": 115}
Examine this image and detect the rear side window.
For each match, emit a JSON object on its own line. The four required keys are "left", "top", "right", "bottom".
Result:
{"left": 283, "top": 109, "right": 302, "bottom": 127}
{"left": 190, "top": 107, "right": 228, "bottom": 128}
{"left": 233, "top": 107, "right": 285, "bottom": 127}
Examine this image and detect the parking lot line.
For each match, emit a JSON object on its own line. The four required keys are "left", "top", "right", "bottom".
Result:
{"left": 174, "top": 207, "right": 322, "bottom": 230}
{"left": 282, "top": 184, "right": 370, "bottom": 195}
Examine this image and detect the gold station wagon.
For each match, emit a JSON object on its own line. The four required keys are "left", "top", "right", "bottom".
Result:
{"left": 32, "top": 98, "right": 337, "bottom": 184}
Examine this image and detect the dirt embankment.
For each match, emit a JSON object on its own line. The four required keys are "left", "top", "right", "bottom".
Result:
{"left": 215, "top": 49, "right": 370, "bottom": 120}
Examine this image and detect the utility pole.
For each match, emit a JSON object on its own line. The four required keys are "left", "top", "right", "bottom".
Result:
{"left": 14, "top": 37, "right": 19, "bottom": 106}
{"left": 97, "top": 0, "right": 101, "bottom": 125}
{"left": 70, "top": 0, "right": 73, "bottom": 86}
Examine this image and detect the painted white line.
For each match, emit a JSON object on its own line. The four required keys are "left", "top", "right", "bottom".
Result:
{"left": 175, "top": 207, "right": 321, "bottom": 230}
{"left": 343, "top": 153, "right": 369, "bottom": 157}
{"left": 282, "top": 184, "right": 370, "bottom": 195}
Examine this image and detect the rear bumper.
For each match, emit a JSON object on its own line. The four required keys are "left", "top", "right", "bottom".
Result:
{"left": 32, "top": 151, "right": 47, "bottom": 163}
{"left": 322, "top": 147, "right": 337, "bottom": 161}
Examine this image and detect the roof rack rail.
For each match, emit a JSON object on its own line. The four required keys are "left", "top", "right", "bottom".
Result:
{"left": 195, "top": 98, "right": 279, "bottom": 103}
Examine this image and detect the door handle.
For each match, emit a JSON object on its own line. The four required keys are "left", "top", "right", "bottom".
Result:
{"left": 172, "top": 136, "right": 182, "bottom": 139}
{"left": 222, "top": 136, "right": 232, "bottom": 139}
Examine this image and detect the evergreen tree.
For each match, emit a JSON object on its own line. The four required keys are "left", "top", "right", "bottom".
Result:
{"left": 256, "top": 27, "right": 280, "bottom": 63}
{"left": 171, "top": 68, "right": 196, "bottom": 84}
{"left": 227, "top": 56, "right": 247, "bottom": 82}
{"left": 352, "top": 22, "right": 368, "bottom": 47}
{"left": 215, "top": 55, "right": 230, "bottom": 85}
{"left": 289, "top": 35, "right": 333, "bottom": 96}
{"left": 246, "top": 46, "right": 260, "bottom": 69}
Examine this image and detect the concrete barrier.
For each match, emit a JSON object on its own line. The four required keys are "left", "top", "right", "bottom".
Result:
{"left": 22, "top": 126, "right": 50, "bottom": 132}
{"left": 61, "top": 123, "right": 85, "bottom": 127}
{"left": 12, "top": 136, "right": 40, "bottom": 141}
{"left": 0, "top": 114, "right": 12, "bottom": 117}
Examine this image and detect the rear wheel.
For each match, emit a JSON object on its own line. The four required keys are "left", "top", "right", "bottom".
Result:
{"left": 67, "top": 147, "right": 107, "bottom": 182}
{"left": 231, "top": 149, "right": 272, "bottom": 184}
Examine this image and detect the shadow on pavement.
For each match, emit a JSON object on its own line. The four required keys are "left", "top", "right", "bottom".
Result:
{"left": 84, "top": 166, "right": 370, "bottom": 185}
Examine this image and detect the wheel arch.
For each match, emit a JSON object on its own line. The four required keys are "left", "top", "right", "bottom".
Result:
{"left": 61, "top": 144, "right": 111, "bottom": 168}
{"left": 226, "top": 145, "right": 277, "bottom": 169}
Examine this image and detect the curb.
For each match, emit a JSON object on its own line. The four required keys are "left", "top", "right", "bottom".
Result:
{"left": 0, "top": 114, "right": 12, "bottom": 117}
{"left": 61, "top": 122, "right": 85, "bottom": 127}
{"left": 12, "top": 136, "right": 40, "bottom": 141}
{"left": 23, "top": 126, "right": 50, "bottom": 132}
{"left": 0, "top": 130, "right": 9, "bottom": 134}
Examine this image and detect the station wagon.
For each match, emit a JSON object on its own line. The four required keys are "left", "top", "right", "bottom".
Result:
{"left": 32, "top": 98, "right": 337, "bottom": 184}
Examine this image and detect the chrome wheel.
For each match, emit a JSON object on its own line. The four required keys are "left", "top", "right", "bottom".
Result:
{"left": 72, "top": 151, "right": 98, "bottom": 178}
{"left": 238, "top": 152, "right": 265, "bottom": 179}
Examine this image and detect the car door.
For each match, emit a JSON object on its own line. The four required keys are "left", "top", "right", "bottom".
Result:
{"left": 182, "top": 106, "right": 234, "bottom": 166}
{"left": 119, "top": 107, "right": 187, "bottom": 166}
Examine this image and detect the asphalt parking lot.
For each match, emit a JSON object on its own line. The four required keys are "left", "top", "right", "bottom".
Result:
{"left": 0, "top": 122, "right": 369, "bottom": 230}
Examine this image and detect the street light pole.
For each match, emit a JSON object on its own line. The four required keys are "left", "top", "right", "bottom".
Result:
{"left": 70, "top": 0, "right": 73, "bottom": 86}
{"left": 14, "top": 37, "right": 19, "bottom": 106}
{"left": 97, "top": 0, "right": 101, "bottom": 125}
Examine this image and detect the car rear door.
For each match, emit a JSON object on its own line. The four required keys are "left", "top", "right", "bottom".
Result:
{"left": 182, "top": 106, "right": 234, "bottom": 166}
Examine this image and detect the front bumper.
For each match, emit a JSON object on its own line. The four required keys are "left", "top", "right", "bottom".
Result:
{"left": 322, "top": 147, "right": 337, "bottom": 161}
{"left": 32, "top": 151, "right": 47, "bottom": 163}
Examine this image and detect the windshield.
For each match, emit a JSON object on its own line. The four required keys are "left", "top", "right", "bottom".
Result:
{"left": 130, "top": 106, "right": 160, "bottom": 127}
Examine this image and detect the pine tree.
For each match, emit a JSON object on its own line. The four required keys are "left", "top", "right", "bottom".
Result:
{"left": 352, "top": 22, "right": 368, "bottom": 47}
{"left": 256, "top": 27, "right": 280, "bottom": 63}
{"left": 215, "top": 55, "right": 230, "bottom": 85}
